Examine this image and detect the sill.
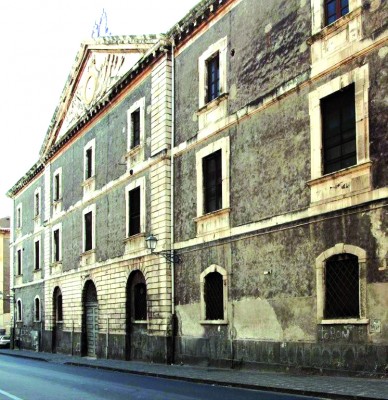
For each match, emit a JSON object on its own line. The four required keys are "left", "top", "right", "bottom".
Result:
{"left": 320, "top": 318, "right": 369, "bottom": 325}
{"left": 308, "top": 6, "right": 362, "bottom": 44}
{"left": 197, "top": 92, "right": 229, "bottom": 115}
{"left": 125, "top": 145, "right": 142, "bottom": 158}
{"left": 194, "top": 207, "right": 231, "bottom": 223}
{"left": 123, "top": 232, "right": 146, "bottom": 243}
{"left": 200, "top": 320, "right": 228, "bottom": 325}
{"left": 53, "top": 198, "right": 63, "bottom": 204}
{"left": 132, "top": 320, "right": 147, "bottom": 325}
{"left": 82, "top": 176, "right": 95, "bottom": 187}
{"left": 33, "top": 268, "right": 41, "bottom": 273}
{"left": 82, "top": 249, "right": 95, "bottom": 256}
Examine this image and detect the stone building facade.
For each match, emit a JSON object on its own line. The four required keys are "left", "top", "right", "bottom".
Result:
{"left": 0, "top": 217, "right": 10, "bottom": 334}
{"left": 7, "top": 0, "right": 388, "bottom": 373}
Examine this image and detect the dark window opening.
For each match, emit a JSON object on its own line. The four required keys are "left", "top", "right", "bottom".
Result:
{"left": 54, "top": 174, "right": 60, "bottom": 201}
{"left": 35, "top": 192, "right": 40, "bottom": 216}
{"left": 131, "top": 109, "right": 140, "bottom": 148}
{"left": 53, "top": 229, "right": 60, "bottom": 262}
{"left": 17, "top": 208, "right": 21, "bottom": 228}
{"left": 17, "top": 249, "right": 22, "bottom": 275}
{"left": 325, "top": 0, "right": 349, "bottom": 25}
{"left": 84, "top": 211, "right": 93, "bottom": 252}
{"left": 324, "top": 253, "right": 359, "bottom": 319}
{"left": 35, "top": 240, "right": 40, "bottom": 270}
{"left": 17, "top": 300, "right": 22, "bottom": 321}
{"left": 206, "top": 53, "right": 220, "bottom": 103}
{"left": 129, "top": 187, "right": 141, "bottom": 236}
{"left": 204, "top": 271, "right": 224, "bottom": 320}
{"left": 134, "top": 283, "right": 147, "bottom": 321}
{"left": 203, "top": 150, "right": 222, "bottom": 214}
{"left": 85, "top": 148, "right": 93, "bottom": 179}
{"left": 35, "top": 298, "right": 40, "bottom": 321}
{"left": 321, "top": 84, "right": 356, "bottom": 175}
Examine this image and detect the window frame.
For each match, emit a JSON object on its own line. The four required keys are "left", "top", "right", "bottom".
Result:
{"left": 53, "top": 167, "right": 62, "bottom": 203}
{"left": 16, "top": 247, "right": 22, "bottom": 276}
{"left": 82, "top": 204, "right": 96, "bottom": 253}
{"left": 316, "top": 243, "right": 368, "bottom": 324}
{"left": 308, "top": 64, "right": 369, "bottom": 181}
{"left": 196, "top": 137, "right": 230, "bottom": 218}
{"left": 34, "top": 296, "right": 41, "bottom": 322}
{"left": 324, "top": 0, "right": 349, "bottom": 25}
{"left": 84, "top": 138, "right": 96, "bottom": 181}
{"left": 34, "top": 187, "right": 41, "bottom": 218}
{"left": 203, "top": 150, "right": 223, "bottom": 214}
{"left": 198, "top": 37, "right": 227, "bottom": 109}
{"left": 127, "top": 97, "right": 145, "bottom": 151}
{"left": 16, "top": 204, "right": 22, "bottom": 229}
{"left": 200, "top": 265, "right": 228, "bottom": 324}
{"left": 34, "top": 237, "right": 41, "bottom": 270}
{"left": 52, "top": 223, "right": 62, "bottom": 263}
{"left": 125, "top": 177, "right": 146, "bottom": 238}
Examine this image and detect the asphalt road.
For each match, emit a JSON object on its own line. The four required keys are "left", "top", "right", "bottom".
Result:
{"left": 0, "top": 355, "right": 323, "bottom": 400}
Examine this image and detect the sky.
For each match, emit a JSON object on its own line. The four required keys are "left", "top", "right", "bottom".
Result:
{"left": 0, "top": 0, "right": 199, "bottom": 218}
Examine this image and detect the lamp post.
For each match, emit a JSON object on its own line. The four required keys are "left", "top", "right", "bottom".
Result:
{"left": 145, "top": 234, "right": 181, "bottom": 263}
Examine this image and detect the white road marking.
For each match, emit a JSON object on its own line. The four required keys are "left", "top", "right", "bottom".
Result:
{"left": 0, "top": 389, "right": 24, "bottom": 400}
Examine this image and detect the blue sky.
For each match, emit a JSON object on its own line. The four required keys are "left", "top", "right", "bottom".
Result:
{"left": 0, "top": 0, "right": 198, "bottom": 217}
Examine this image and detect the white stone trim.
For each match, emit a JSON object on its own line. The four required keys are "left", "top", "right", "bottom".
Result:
{"left": 34, "top": 295, "right": 41, "bottom": 322}
{"left": 198, "top": 36, "right": 228, "bottom": 108}
{"left": 82, "top": 203, "right": 96, "bottom": 252}
{"left": 52, "top": 222, "right": 62, "bottom": 263}
{"left": 310, "top": 0, "right": 361, "bottom": 34}
{"left": 200, "top": 264, "right": 228, "bottom": 324}
{"left": 127, "top": 97, "right": 145, "bottom": 151}
{"left": 83, "top": 138, "right": 96, "bottom": 181}
{"left": 195, "top": 136, "right": 230, "bottom": 218}
{"left": 315, "top": 243, "right": 367, "bottom": 323}
{"left": 125, "top": 176, "right": 146, "bottom": 238}
{"left": 308, "top": 64, "right": 370, "bottom": 181}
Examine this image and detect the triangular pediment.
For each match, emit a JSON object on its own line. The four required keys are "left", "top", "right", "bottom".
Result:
{"left": 40, "top": 35, "right": 161, "bottom": 158}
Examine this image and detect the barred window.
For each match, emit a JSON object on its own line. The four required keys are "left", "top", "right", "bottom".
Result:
{"left": 204, "top": 272, "right": 224, "bottom": 320}
{"left": 324, "top": 253, "right": 359, "bottom": 319}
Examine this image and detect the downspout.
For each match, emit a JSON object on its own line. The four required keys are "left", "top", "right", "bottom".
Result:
{"left": 170, "top": 38, "right": 176, "bottom": 364}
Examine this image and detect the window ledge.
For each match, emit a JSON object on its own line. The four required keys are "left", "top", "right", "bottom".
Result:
{"left": 125, "top": 145, "right": 142, "bottom": 158}
{"left": 81, "top": 249, "right": 95, "bottom": 256}
{"left": 123, "top": 232, "right": 146, "bottom": 243}
{"left": 53, "top": 199, "right": 63, "bottom": 205}
{"left": 194, "top": 207, "right": 231, "bottom": 223}
{"left": 308, "top": 6, "right": 362, "bottom": 45}
{"left": 124, "top": 233, "right": 146, "bottom": 254}
{"left": 200, "top": 320, "right": 228, "bottom": 325}
{"left": 320, "top": 318, "right": 369, "bottom": 325}
{"left": 197, "top": 93, "right": 229, "bottom": 116}
{"left": 82, "top": 176, "right": 95, "bottom": 187}
{"left": 132, "top": 320, "right": 147, "bottom": 325}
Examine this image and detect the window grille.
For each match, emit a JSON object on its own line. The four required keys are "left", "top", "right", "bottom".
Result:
{"left": 131, "top": 109, "right": 141, "bottom": 148}
{"left": 324, "top": 253, "right": 359, "bottom": 319}
{"left": 129, "top": 187, "right": 141, "bottom": 236}
{"left": 203, "top": 150, "right": 222, "bottom": 213}
{"left": 204, "top": 271, "right": 224, "bottom": 320}
{"left": 206, "top": 52, "right": 220, "bottom": 102}
{"left": 325, "top": 0, "right": 349, "bottom": 25}
{"left": 84, "top": 211, "right": 93, "bottom": 251}
{"left": 321, "top": 84, "right": 356, "bottom": 174}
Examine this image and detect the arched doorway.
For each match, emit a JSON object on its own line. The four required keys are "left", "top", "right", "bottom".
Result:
{"left": 126, "top": 270, "right": 147, "bottom": 360}
{"left": 82, "top": 280, "right": 98, "bottom": 357}
{"left": 52, "top": 287, "right": 63, "bottom": 353}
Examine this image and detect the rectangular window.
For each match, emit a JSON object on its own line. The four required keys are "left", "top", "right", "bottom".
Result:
{"left": 54, "top": 173, "right": 60, "bottom": 201}
{"left": 17, "top": 249, "right": 22, "bottom": 275}
{"left": 131, "top": 109, "right": 141, "bottom": 148}
{"left": 206, "top": 53, "right": 220, "bottom": 103}
{"left": 325, "top": 0, "right": 349, "bottom": 25}
{"left": 85, "top": 147, "right": 93, "bottom": 179}
{"left": 321, "top": 84, "right": 356, "bottom": 174}
{"left": 16, "top": 205, "right": 22, "bottom": 229}
{"left": 128, "top": 187, "right": 141, "bottom": 236}
{"left": 34, "top": 192, "right": 40, "bottom": 217}
{"left": 35, "top": 240, "right": 40, "bottom": 270}
{"left": 35, "top": 298, "right": 40, "bottom": 321}
{"left": 203, "top": 150, "right": 222, "bottom": 214}
{"left": 53, "top": 229, "right": 60, "bottom": 262}
{"left": 84, "top": 211, "right": 93, "bottom": 252}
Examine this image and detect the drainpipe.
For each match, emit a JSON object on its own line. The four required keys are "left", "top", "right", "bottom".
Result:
{"left": 170, "top": 38, "right": 176, "bottom": 364}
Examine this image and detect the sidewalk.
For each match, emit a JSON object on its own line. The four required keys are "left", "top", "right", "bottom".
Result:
{"left": 0, "top": 349, "right": 387, "bottom": 399}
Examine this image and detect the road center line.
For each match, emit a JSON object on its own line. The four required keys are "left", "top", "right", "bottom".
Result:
{"left": 0, "top": 389, "right": 24, "bottom": 400}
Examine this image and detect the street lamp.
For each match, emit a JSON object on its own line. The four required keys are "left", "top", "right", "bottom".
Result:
{"left": 145, "top": 234, "right": 181, "bottom": 263}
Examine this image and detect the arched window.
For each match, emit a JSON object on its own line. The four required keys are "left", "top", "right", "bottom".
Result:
{"left": 200, "top": 265, "right": 228, "bottom": 323}
{"left": 127, "top": 271, "right": 147, "bottom": 322}
{"left": 34, "top": 297, "right": 41, "bottom": 322}
{"left": 16, "top": 299, "right": 22, "bottom": 322}
{"left": 53, "top": 287, "right": 63, "bottom": 322}
{"left": 316, "top": 243, "right": 367, "bottom": 323}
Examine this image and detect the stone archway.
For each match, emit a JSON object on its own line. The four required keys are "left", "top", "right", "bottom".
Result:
{"left": 82, "top": 280, "right": 98, "bottom": 357}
